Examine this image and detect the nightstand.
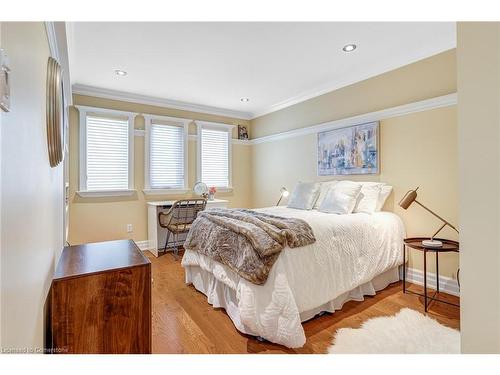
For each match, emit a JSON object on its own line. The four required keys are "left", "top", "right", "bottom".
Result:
{"left": 403, "top": 237, "right": 460, "bottom": 312}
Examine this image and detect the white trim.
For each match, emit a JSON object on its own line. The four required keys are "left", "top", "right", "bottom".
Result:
{"left": 196, "top": 121, "right": 233, "bottom": 189}
{"left": 250, "top": 93, "right": 457, "bottom": 145}
{"left": 45, "top": 22, "right": 60, "bottom": 61}
{"left": 134, "top": 240, "right": 150, "bottom": 251}
{"left": 143, "top": 114, "right": 189, "bottom": 192}
{"left": 76, "top": 105, "right": 137, "bottom": 192}
{"left": 194, "top": 120, "right": 236, "bottom": 131}
{"left": 252, "top": 45, "right": 457, "bottom": 118}
{"left": 72, "top": 84, "right": 253, "bottom": 120}
{"left": 75, "top": 105, "right": 138, "bottom": 119}
{"left": 401, "top": 266, "right": 460, "bottom": 297}
{"left": 143, "top": 189, "right": 190, "bottom": 196}
{"left": 76, "top": 189, "right": 136, "bottom": 198}
{"left": 45, "top": 22, "right": 72, "bottom": 106}
{"left": 134, "top": 129, "right": 145, "bottom": 137}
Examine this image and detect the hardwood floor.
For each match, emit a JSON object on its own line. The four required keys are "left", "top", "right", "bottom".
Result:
{"left": 147, "top": 250, "right": 460, "bottom": 354}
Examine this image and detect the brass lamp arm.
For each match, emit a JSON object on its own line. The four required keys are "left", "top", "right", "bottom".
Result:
{"left": 414, "top": 200, "right": 459, "bottom": 234}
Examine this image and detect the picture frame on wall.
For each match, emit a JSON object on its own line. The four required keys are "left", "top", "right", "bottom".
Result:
{"left": 317, "top": 121, "right": 379, "bottom": 176}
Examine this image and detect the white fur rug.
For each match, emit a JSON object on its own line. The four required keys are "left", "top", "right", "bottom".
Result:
{"left": 328, "top": 308, "right": 460, "bottom": 354}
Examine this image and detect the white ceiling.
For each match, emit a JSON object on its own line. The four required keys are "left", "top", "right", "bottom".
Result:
{"left": 67, "top": 22, "right": 456, "bottom": 119}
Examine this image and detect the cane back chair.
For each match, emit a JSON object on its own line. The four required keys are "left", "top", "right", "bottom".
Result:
{"left": 158, "top": 199, "right": 207, "bottom": 259}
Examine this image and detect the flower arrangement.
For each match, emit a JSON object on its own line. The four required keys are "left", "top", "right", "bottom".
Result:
{"left": 208, "top": 186, "right": 217, "bottom": 200}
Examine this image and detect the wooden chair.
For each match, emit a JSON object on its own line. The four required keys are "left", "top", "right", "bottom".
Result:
{"left": 158, "top": 199, "right": 207, "bottom": 259}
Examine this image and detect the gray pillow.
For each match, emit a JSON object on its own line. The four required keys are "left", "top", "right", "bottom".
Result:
{"left": 287, "top": 182, "right": 320, "bottom": 210}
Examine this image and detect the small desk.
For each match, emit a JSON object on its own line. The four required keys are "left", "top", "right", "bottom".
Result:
{"left": 403, "top": 237, "right": 460, "bottom": 312}
{"left": 147, "top": 199, "right": 229, "bottom": 257}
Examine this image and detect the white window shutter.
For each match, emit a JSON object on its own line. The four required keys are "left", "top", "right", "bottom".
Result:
{"left": 201, "top": 127, "right": 229, "bottom": 188}
{"left": 86, "top": 115, "right": 130, "bottom": 191}
{"left": 149, "top": 123, "right": 185, "bottom": 189}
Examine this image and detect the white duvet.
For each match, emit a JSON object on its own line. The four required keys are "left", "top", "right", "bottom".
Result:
{"left": 181, "top": 207, "right": 405, "bottom": 348}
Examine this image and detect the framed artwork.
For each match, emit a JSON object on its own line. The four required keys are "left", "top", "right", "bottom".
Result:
{"left": 317, "top": 121, "right": 379, "bottom": 176}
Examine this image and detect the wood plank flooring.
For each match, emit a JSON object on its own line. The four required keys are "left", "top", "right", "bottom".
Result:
{"left": 147, "top": 251, "right": 460, "bottom": 354}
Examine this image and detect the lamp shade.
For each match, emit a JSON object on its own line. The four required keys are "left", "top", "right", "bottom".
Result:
{"left": 280, "top": 187, "right": 289, "bottom": 197}
{"left": 399, "top": 187, "right": 419, "bottom": 210}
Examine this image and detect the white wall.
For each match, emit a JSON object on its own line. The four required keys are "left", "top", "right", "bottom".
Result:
{"left": 0, "top": 22, "right": 64, "bottom": 351}
{"left": 458, "top": 22, "right": 500, "bottom": 353}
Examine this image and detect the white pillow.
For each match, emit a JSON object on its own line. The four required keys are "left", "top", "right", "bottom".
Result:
{"left": 314, "top": 180, "right": 338, "bottom": 209}
{"left": 287, "top": 182, "right": 321, "bottom": 210}
{"left": 376, "top": 185, "right": 393, "bottom": 211}
{"left": 353, "top": 183, "right": 383, "bottom": 214}
{"left": 319, "top": 181, "right": 362, "bottom": 214}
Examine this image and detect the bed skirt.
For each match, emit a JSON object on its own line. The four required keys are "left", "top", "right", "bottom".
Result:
{"left": 184, "top": 265, "right": 400, "bottom": 343}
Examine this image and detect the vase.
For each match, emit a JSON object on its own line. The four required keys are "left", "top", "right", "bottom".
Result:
{"left": 208, "top": 192, "right": 215, "bottom": 201}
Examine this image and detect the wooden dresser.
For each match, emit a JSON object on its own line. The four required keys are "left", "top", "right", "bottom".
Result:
{"left": 45, "top": 240, "right": 152, "bottom": 354}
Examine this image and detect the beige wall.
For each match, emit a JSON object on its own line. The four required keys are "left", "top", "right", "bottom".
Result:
{"left": 250, "top": 51, "right": 458, "bottom": 279}
{"left": 458, "top": 22, "right": 500, "bottom": 353}
{"left": 68, "top": 95, "right": 252, "bottom": 245}
{"left": 1, "top": 22, "right": 64, "bottom": 350}
{"left": 252, "top": 50, "right": 456, "bottom": 138}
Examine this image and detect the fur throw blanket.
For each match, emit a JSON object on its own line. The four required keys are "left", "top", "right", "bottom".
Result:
{"left": 184, "top": 208, "right": 316, "bottom": 284}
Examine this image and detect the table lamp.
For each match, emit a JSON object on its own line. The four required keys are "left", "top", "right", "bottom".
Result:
{"left": 399, "top": 187, "right": 459, "bottom": 247}
{"left": 276, "top": 187, "right": 289, "bottom": 206}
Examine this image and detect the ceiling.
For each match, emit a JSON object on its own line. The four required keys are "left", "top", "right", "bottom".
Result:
{"left": 67, "top": 22, "right": 456, "bottom": 120}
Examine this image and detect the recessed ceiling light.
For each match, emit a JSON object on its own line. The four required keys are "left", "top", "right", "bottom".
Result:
{"left": 342, "top": 44, "right": 357, "bottom": 53}
{"left": 240, "top": 98, "right": 250, "bottom": 102}
{"left": 115, "top": 69, "right": 127, "bottom": 76}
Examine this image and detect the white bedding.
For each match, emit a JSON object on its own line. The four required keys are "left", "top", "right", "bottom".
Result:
{"left": 181, "top": 206, "right": 405, "bottom": 348}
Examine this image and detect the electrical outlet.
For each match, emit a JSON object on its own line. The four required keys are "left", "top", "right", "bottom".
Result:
{"left": 127, "top": 224, "right": 133, "bottom": 233}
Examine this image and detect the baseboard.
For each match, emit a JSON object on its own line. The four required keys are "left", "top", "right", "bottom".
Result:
{"left": 135, "top": 240, "right": 150, "bottom": 251}
{"left": 400, "top": 266, "right": 460, "bottom": 297}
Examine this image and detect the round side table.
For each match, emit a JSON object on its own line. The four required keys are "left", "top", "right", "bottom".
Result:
{"left": 403, "top": 237, "right": 459, "bottom": 312}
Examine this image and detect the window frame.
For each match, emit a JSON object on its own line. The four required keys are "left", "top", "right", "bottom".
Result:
{"left": 143, "top": 114, "right": 190, "bottom": 195}
{"left": 76, "top": 105, "right": 137, "bottom": 197}
{"left": 196, "top": 120, "right": 234, "bottom": 192}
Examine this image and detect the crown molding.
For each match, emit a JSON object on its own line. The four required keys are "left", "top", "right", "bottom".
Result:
{"left": 252, "top": 46, "right": 457, "bottom": 119}
{"left": 72, "top": 84, "right": 253, "bottom": 121}
{"left": 250, "top": 93, "right": 457, "bottom": 145}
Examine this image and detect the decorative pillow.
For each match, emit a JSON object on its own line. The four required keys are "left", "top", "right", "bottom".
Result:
{"left": 375, "top": 185, "right": 393, "bottom": 211}
{"left": 313, "top": 180, "right": 338, "bottom": 209}
{"left": 287, "top": 182, "right": 321, "bottom": 210}
{"left": 353, "top": 183, "right": 383, "bottom": 214}
{"left": 319, "top": 181, "right": 362, "bottom": 214}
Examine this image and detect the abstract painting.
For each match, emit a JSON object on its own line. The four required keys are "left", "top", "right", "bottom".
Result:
{"left": 317, "top": 121, "right": 379, "bottom": 176}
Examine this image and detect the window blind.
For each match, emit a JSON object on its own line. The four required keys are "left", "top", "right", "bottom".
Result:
{"left": 201, "top": 127, "right": 229, "bottom": 187}
{"left": 86, "top": 115, "right": 129, "bottom": 191}
{"left": 149, "top": 123, "right": 185, "bottom": 189}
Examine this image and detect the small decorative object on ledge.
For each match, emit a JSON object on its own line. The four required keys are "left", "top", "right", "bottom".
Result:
{"left": 208, "top": 186, "right": 217, "bottom": 200}
{"left": 46, "top": 56, "right": 65, "bottom": 167}
{"left": 276, "top": 187, "right": 289, "bottom": 206}
{"left": 238, "top": 124, "right": 249, "bottom": 140}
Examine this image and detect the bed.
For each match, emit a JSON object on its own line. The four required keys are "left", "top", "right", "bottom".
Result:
{"left": 181, "top": 206, "right": 405, "bottom": 348}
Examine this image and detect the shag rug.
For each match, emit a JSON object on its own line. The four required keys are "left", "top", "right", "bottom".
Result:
{"left": 328, "top": 308, "right": 460, "bottom": 354}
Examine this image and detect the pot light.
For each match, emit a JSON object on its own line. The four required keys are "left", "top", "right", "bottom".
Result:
{"left": 240, "top": 98, "right": 250, "bottom": 102}
{"left": 342, "top": 44, "right": 357, "bottom": 52}
{"left": 115, "top": 69, "right": 127, "bottom": 76}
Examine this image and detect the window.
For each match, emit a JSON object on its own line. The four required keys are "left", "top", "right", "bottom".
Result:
{"left": 197, "top": 121, "right": 233, "bottom": 190}
{"left": 77, "top": 106, "right": 135, "bottom": 197}
{"left": 144, "top": 115, "right": 189, "bottom": 194}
